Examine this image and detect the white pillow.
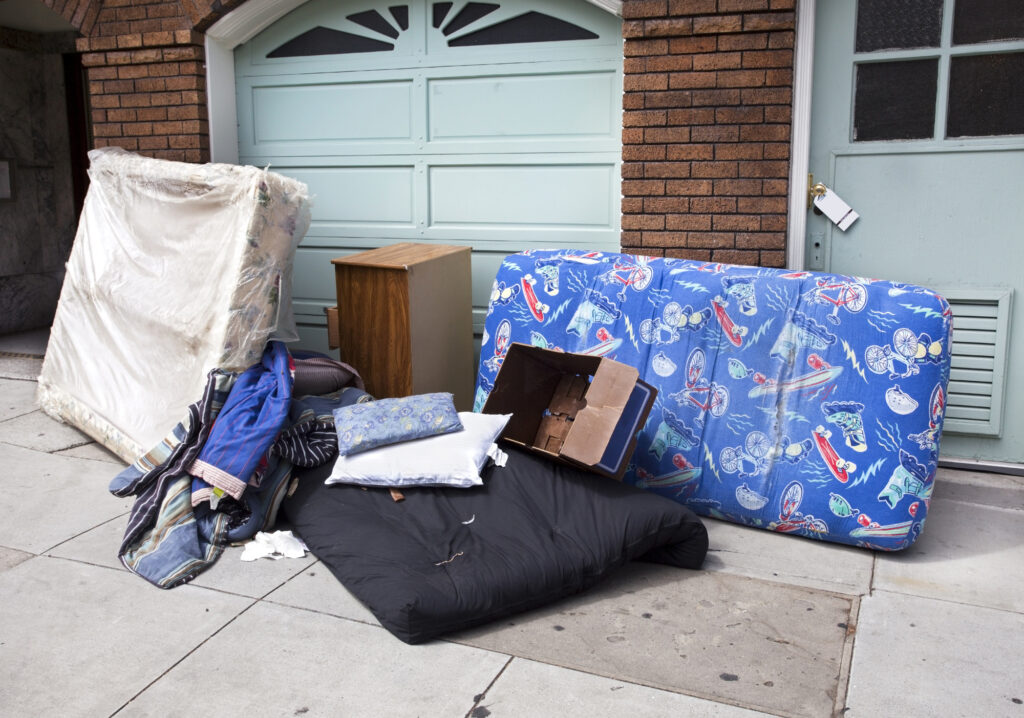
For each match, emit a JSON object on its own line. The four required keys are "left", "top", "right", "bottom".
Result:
{"left": 325, "top": 412, "right": 512, "bottom": 488}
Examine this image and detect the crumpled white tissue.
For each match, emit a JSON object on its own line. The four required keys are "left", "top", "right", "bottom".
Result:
{"left": 240, "top": 530, "right": 308, "bottom": 561}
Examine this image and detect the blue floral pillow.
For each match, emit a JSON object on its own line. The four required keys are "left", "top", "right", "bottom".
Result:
{"left": 333, "top": 392, "right": 463, "bottom": 456}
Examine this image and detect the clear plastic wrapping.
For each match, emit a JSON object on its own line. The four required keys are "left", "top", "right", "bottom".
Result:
{"left": 37, "top": 147, "right": 311, "bottom": 462}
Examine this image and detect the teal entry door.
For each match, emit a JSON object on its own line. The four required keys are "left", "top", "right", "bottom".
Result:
{"left": 806, "top": 0, "right": 1024, "bottom": 466}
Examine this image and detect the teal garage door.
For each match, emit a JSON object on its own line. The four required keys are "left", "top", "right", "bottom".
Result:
{"left": 234, "top": 0, "right": 624, "bottom": 352}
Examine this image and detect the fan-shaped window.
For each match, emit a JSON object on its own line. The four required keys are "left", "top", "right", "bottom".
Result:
{"left": 446, "top": 9, "right": 598, "bottom": 46}
{"left": 267, "top": 25, "right": 397, "bottom": 57}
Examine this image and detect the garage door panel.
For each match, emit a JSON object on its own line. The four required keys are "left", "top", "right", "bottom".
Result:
{"left": 285, "top": 166, "right": 416, "bottom": 225}
{"left": 428, "top": 71, "right": 615, "bottom": 142}
{"left": 429, "top": 164, "right": 614, "bottom": 227}
{"left": 251, "top": 80, "right": 414, "bottom": 145}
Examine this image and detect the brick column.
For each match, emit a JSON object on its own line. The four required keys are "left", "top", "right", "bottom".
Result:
{"left": 77, "top": 30, "right": 209, "bottom": 163}
{"left": 620, "top": 0, "right": 795, "bottom": 267}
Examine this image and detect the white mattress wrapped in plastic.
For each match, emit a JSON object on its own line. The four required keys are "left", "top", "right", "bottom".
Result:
{"left": 38, "top": 147, "right": 311, "bottom": 463}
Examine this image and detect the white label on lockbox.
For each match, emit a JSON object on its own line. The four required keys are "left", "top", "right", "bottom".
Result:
{"left": 814, "top": 188, "right": 859, "bottom": 231}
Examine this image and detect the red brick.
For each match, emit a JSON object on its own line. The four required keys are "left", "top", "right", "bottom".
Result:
{"left": 120, "top": 93, "right": 152, "bottom": 108}
{"left": 116, "top": 7, "right": 146, "bottom": 21}
{"left": 130, "top": 48, "right": 163, "bottom": 63}
{"left": 88, "top": 66, "right": 118, "bottom": 80}
{"left": 106, "top": 108, "right": 137, "bottom": 122}
{"left": 736, "top": 232, "right": 785, "bottom": 248}
{"left": 624, "top": 58, "right": 647, "bottom": 73}
{"left": 117, "top": 65, "right": 149, "bottom": 80}
{"left": 151, "top": 120, "right": 182, "bottom": 134}
{"left": 180, "top": 90, "right": 203, "bottom": 104}
{"left": 760, "top": 250, "right": 786, "bottom": 267}
{"left": 770, "top": 0, "right": 795, "bottom": 8}
{"left": 738, "top": 160, "right": 789, "bottom": 177}
{"left": 761, "top": 215, "right": 788, "bottom": 231}
{"left": 768, "top": 30, "right": 795, "bottom": 48}
{"left": 688, "top": 232, "right": 736, "bottom": 248}
{"left": 137, "top": 107, "right": 168, "bottom": 121}
{"left": 81, "top": 52, "right": 106, "bottom": 67}
{"left": 645, "top": 162, "right": 692, "bottom": 178}
{"left": 150, "top": 91, "right": 184, "bottom": 106}
{"left": 691, "top": 88, "right": 742, "bottom": 106}
{"left": 645, "top": 18, "right": 694, "bottom": 37}
{"left": 147, "top": 63, "right": 182, "bottom": 77}
{"left": 692, "top": 161, "right": 739, "bottom": 178}
{"left": 720, "top": 0, "right": 769, "bottom": 11}
{"left": 693, "top": 52, "right": 742, "bottom": 70}
{"left": 739, "top": 124, "right": 790, "bottom": 141}
{"left": 105, "top": 51, "right": 133, "bottom": 66}
{"left": 90, "top": 94, "right": 120, "bottom": 109}
{"left": 666, "top": 107, "right": 716, "bottom": 125}
{"left": 92, "top": 123, "right": 123, "bottom": 137}
{"left": 623, "top": 20, "right": 647, "bottom": 39}
{"left": 693, "top": 15, "right": 742, "bottom": 34}
{"left": 667, "top": 36, "right": 718, "bottom": 53}
{"left": 625, "top": 39, "right": 669, "bottom": 57}
{"left": 691, "top": 125, "right": 740, "bottom": 142}
{"left": 623, "top": 214, "right": 667, "bottom": 230}
{"left": 647, "top": 55, "right": 693, "bottom": 73}
{"left": 137, "top": 134, "right": 169, "bottom": 150}
{"left": 644, "top": 127, "right": 691, "bottom": 143}
{"left": 664, "top": 247, "right": 710, "bottom": 259}
{"left": 143, "top": 31, "right": 175, "bottom": 46}
{"left": 178, "top": 61, "right": 203, "bottom": 75}
{"left": 743, "top": 49, "right": 792, "bottom": 68}
{"left": 90, "top": 109, "right": 106, "bottom": 123}
{"left": 716, "top": 106, "right": 764, "bottom": 123}
{"left": 622, "top": 162, "right": 645, "bottom": 179}
{"left": 105, "top": 79, "right": 135, "bottom": 92}
{"left": 623, "top": 128, "right": 644, "bottom": 144}
{"left": 667, "top": 214, "right": 712, "bottom": 230}
{"left": 168, "top": 104, "right": 205, "bottom": 120}
{"left": 148, "top": 3, "right": 182, "bottom": 19}
{"left": 765, "top": 68, "right": 794, "bottom": 85}
{"left": 666, "top": 179, "right": 713, "bottom": 195}
{"left": 623, "top": 179, "right": 666, "bottom": 196}
{"left": 714, "top": 179, "right": 762, "bottom": 194}
{"left": 123, "top": 122, "right": 155, "bottom": 136}
{"left": 668, "top": 0, "right": 716, "bottom": 14}
{"left": 169, "top": 134, "right": 201, "bottom": 149}
{"left": 163, "top": 46, "right": 203, "bottom": 62}
{"left": 621, "top": 230, "right": 643, "bottom": 245}
{"left": 714, "top": 214, "right": 761, "bottom": 231}
{"left": 668, "top": 71, "right": 718, "bottom": 90}
{"left": 174, "top": 30, "right": 203, "bottom": 45}
{"left": 624, "top": 144, "right": 668, "bottom": 161}
{"left": 765, "top": 106, "right": 791, "bottom": 122}
{"left": 713, "top": 249, "right": 759, "bottom": 264}
{"left": 644, "top": 90, "right": 693, "bottom": 109}
{"left": 625, "top": 73, "right": 669, "bottom": 92}
{"left": 644, "top": 232, "right": 691, "bottom": 249}
{"left": 644, "top": 196, "right": 690, "bottom": 213}
{"left": 715, "top": 143, "right": 764, "bottom": 160}
{"left": 719, "top": 33, "right": 768, "bottom": 51}
{"left": 624, "top": 93, "right": 646, "bottom": 110}
{"left": 622, "top": 0, "right": 668, "bottom": 19}
{"left": 743, "top": 12, "right": 794, "bottom": 32}
{"left": 691, "top": 197, "right": 737, "bottom": 213}
{"left": 762, "top": 179, "right": 789, "bottom": 194}
{"left": 622, "top": 198, "right": 644, "bottom": 215}
{"left": 624, "top": 110, "right": 667, "bottom": 127}
{"left": 717, "top": 70, "right": 768, "bottom": 88}
{"left": 666, "top": 144, "right": 714, "bottom": 160}
{"left": 741, "top": 87, "right": 791, "bottom": 104}
{"left": 135, "top": 77, "right": 167, "bottom": 92}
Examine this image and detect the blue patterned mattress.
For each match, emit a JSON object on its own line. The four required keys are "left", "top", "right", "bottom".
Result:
{"left": 474, "top": 250, "right": 953, "bottom": 550}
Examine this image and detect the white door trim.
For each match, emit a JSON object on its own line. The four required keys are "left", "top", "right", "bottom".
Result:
{"left": 204, "top": 0, "right": 622, "bottom": 163}
{"left": 784, "top": 0, "right": 814, "bottom": 271}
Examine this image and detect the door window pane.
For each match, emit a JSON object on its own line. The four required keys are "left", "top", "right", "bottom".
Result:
{"left": 856, "top": 0, "right": 943, "bottom": 52}
{"left": 953, "top": 0, "right": 1024, "bottom": 45}
{"left": 854, "top": 59, "right": 938, "bottom": 141}
{"left": 947, "top": 52, "right": 1024, "bottom": 137}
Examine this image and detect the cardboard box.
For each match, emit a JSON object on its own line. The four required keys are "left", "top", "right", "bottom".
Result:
{"left": 482, "top": 343, "right": 657, "bottom": 479}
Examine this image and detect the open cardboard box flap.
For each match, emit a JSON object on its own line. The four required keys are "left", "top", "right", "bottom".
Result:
{"left": 483, "top": 343, "right": 656, "bottom": 479}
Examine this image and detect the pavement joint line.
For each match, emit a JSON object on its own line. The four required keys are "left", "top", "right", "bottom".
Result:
{"left": 40, "top": 511, "right": 131, "bottom": 557}
{"left": 464, "top": 655, "right": 513, "bottom": 718}
{"left": 108, "top": 597, "right": 262, "bottom": 717}
{"left": 832, "top": 593, "right": 861, "bottom": 717}
{"left": 866, "top": 587, "right": 1024, "bottom": 615}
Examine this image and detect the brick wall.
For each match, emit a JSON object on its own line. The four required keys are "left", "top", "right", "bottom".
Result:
{"left": 620, "top": 0, "right": 796, "bottom": 266}
{"left": 78, "top": 30, "right": 208, "bottom": 162}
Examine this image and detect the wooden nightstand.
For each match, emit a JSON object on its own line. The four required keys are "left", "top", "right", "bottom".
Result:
{"left": 331, "top": 243, "right": 474, "bottom": 409}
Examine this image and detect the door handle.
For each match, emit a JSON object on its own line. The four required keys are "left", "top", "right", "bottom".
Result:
{"left": 808, "top": 174, "right": 827, "bottom": 208}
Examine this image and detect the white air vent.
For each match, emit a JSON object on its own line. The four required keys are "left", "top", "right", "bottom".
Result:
{"left": 940, "top": 288, "right": 1013, "bottom": 436}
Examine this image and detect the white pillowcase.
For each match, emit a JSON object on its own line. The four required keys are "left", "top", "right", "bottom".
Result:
{"left": 325, "top": 412, "right": 512, "bottom": 488}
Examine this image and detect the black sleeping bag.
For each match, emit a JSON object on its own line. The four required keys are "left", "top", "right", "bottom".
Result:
{"left": 283, "top": 445, "right": 708, "bottom": 644}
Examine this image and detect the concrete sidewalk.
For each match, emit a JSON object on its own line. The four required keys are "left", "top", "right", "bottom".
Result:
{"left": 1, "top": 328, "right": 1022, "bottom": 718}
